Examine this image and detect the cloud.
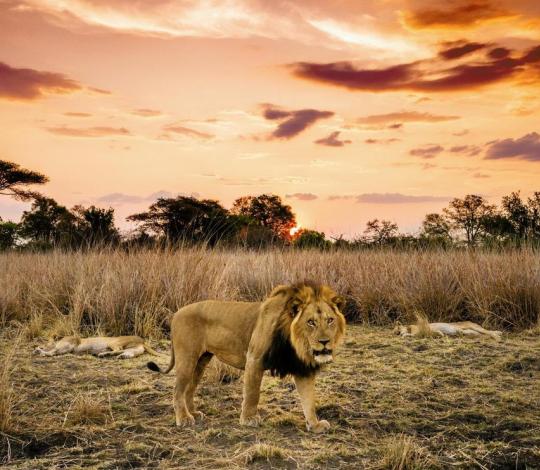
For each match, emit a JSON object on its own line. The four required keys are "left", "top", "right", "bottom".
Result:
{"left": 88, "top": 87, "right": 111, "bottom": 95}
{"left": 365, "top": 138, "right": 400, "bottom": 144}
{"left": 64, "top": 112, "right": 92, "bottom": 117}
{"left": 485, "top": 132, "right": 540, "bottom": 161}
{"left": 131, "top": 108, "right": 163, "bottom": 117}
{"left": 438, "top": 41, "right": 487, "bottom": 60}
{"left": 45, "top": 126, "right": 131, "bottom": 137}
{"left": 409, "top": 145, "right": 444, "bottom": 159}
{"left": 453, "top": 129, "right": 469, "bottom": 136}
{"left": 449, "top": 145, "right": 482, "bottom": 156}
{"left": 314, "top": 131, "right": 351, "bottom": 147}
{"left": 0, "top": 61, "right": 82, "bottom": 101}
{"left": 403, "top": 1, "right": 514, "bottom": 29}
{"left": 290, "top": 42, "right": 540, "bottom": 93}
{"left": 261, "top": 104, "right": 334, "bottom": 139}
{"left": 285, "top": 193, "right": 318, "bottom": 201}
{"left": 329, "top": 193, "right": 449, "bottom": 203}
{"left": 162, "top": 124, "right": 214, "bottom": 140}
{"left": 13, "top": 0, "right": 423, "bottom": 54}
{"left": 472, "top": 172, "right": 490, "bottom": 178}
{"left": 357, "top": 111, "right": 459, "bottom": 126}
{"left": 97, "top": 191, "right": 177, "bottom": 205}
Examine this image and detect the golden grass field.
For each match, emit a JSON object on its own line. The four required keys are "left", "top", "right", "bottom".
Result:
{"left": 1, "top": 249, "right": 540, "bottom": 468}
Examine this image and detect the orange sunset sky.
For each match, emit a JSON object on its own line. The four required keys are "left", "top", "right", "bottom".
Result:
{"left": 1, "top": 0, "right": 540, "bottom": 237}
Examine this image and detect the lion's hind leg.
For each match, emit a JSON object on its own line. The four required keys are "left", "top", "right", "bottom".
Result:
{"left": 173, "top": 353, "right": 200, "bottom": 426}
{"left": 185, "top": 352, "right": 213, "bottom": 420}
{"left": 462, "top": 322, "right": 503, "bottom": 341}
{"left": 118, "top": 345, "right": 145, "bottom": 359}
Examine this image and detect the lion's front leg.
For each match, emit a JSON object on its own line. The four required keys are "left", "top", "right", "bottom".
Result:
{"left": 240, "top": 356, "right": 264, "bottom": 427}
{"left": 294, "top": 374, "right": 330, "bottom": 433}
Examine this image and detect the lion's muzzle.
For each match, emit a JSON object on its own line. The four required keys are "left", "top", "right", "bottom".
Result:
{"left": 313, "top": 348, "right": 333, "bottom": 364}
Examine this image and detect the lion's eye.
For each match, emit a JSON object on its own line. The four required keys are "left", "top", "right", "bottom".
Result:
{"left": 307, "top": 319, "right": 316, "bottom": 327}
{"left": 327, "top": 318, "right": 334, "bottom": 325}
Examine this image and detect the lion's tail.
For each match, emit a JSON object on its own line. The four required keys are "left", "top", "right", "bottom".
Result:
{"left": 147, "top": 346, "right": 175, "bottom": 374}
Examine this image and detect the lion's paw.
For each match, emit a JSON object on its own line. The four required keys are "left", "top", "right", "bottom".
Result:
{"left": 239, "top": 414, "right": 261, "bottom": 427}
{"left": 308, "top": 420, "right": 330, "bottom": 433}
{"left": 175, "top": 414, "right": 196, "bottom": 427}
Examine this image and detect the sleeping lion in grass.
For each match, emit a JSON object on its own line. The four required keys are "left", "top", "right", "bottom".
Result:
{"left": 147, "top": 281, "right": 346, "bottom": 433}
{"left": 393, "top": 321, "right": 502, "bottom": 341}
{"left": 34, "top": 335, "right": 161, "bottom": 359}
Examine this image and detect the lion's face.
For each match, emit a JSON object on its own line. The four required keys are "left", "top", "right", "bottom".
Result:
{"left": 271, "top": 283, "right": 346, "bottom": 367}
{"left": 295, "top": 299, "right": 345, "bottom": 365}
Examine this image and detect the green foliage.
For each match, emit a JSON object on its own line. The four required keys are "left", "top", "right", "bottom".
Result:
{"left": 443, "top": 195, "right": 496, "bottom": 246}
{"left": 293, "top": 229, "right": 329, "bottom": 249}
{"left": 0, "top": 219, "right": 18, "bottom": 250}
{"left": 127, "top": 196, "right": 237, "bottom": 245}
{"left": 362, "top": 219, "right": 399, "bottom": 245}
{"left": 19, "top": 196, "right": 79, "bottom": 248}
{"left": 231, "top": 194, "right": 296, "bottom": 241}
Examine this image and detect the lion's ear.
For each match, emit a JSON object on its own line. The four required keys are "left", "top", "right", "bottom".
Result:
{"left": 269, "top": 285, "right": 291, "bottom": 298}
{"left": 331, "top": 295, "right": 346, "bottom": 312}
{"left": 290, "top": 298, "right": 303, "bottom": 317}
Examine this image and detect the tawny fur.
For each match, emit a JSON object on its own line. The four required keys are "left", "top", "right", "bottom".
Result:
{"left": 33, "top": 335, "right": 161, "bottom": 359}
{"left": 147, "top": 282, "right": 346, "bottom": 433}
{"left": 393, "top": 321, "right": 502, "bottom": 341}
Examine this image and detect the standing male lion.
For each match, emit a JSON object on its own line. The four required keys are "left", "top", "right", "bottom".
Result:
{"left": 147, "top": 282, "right": 346, "bottom": 433}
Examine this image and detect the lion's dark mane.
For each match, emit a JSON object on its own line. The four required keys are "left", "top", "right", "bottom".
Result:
{"left": 262, "top": 330, "right": 319, "bottom": 378}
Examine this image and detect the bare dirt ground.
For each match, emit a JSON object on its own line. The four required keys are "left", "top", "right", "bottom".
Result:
{"left": 1, "top": 326, "right": 539, "bottom": 469}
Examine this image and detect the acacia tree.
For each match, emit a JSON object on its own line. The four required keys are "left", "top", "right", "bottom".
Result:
{"left": 231, "top": 194, "right": 296, "bottom": 241}
{"left": 362, "top": 219, "right": 399, "bottom": 245}
{"left": 0, "top": 159, "right": 48, "bottom": 200}
{"left": 443, "top": 195, "right": 495, "bottom": 246}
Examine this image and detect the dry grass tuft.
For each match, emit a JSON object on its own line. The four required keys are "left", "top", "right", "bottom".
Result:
{"left": 413, "top": 312, "right": 435, "bottom": 338}
{"left": 376, "top": 434, "right": 436, "bottom": 470}
{"left": 63, "top": 392, "right": 113, "bottom": 427}
{"left": 240, "top": 442, "right": 291, "bottom": 465}
{"left": 207, "top": 359, "right": 242, "bottom": 384}
{"left": 0, "top": 333, "right": 21, "bottom": 434}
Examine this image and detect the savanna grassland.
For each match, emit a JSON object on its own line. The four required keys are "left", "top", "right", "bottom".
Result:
{"left": 1, "top": 248, "right": 540, "bottom": 469}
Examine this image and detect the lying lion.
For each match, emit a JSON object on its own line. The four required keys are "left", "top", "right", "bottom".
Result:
{"left": 147, "top": 281, "right": 346, "bottom": 433}
{"left": 393, "top": 321, "right": 502, "bottom": 341}
{"left": 33, "top": 335, "right": 161, "bottom": 359}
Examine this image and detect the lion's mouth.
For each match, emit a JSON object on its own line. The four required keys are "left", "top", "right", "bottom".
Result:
{"left": 313, "top": 348, "right": 333, "bottom": 364}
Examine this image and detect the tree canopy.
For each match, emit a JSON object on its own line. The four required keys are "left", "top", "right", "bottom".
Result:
{"left": 0, "top": 159, "right": 48, "bottom": 201}
{"left": 231, "top": 194, "right": 296, "bottom": 241}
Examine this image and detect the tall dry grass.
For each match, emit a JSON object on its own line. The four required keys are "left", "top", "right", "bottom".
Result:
{"left": 0, "top": 248, "right": 539, "bottom": 337}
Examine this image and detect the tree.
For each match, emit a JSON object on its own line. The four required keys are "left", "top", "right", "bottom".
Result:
{"left": 0, "top": 159, "right": 48, "bottom": 200}
{"left": 0, "top": 218, "right": 19, "bottom": 250}
{"left": 443, "top": 195, "right": 495, "bottom": 246}
{"left": 231, "top": 194, "right": 296, "bottom": 241}
{"left": 421, "top": 213, "right": 451, "bottom": 239}
{"left": 362, "top": 219, "right": 399, "bottom": 245}
{"left": 527, "top": 192, "right": 540, "bottom": 238}
{"left": 72, "top": 205, "right": 119, "bottom": 246}
{"left": 127, "top": 196, "right": 235, "bottom": 245}
{"left": 419, "top": 213, "right": 452, "bottom": 247}
{"left": 19, "top": 196, "right": 78, "bottom": 247}
{"left": 293, "top": 229, "right": 329, "bottom": 249}
{"left": 501, "top": 192, "right": 529, "bottom": 238}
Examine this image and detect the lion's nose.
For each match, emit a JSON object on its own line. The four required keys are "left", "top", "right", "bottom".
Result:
{"left": 319, "top": 339, "right": 330, "bottom": 347}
